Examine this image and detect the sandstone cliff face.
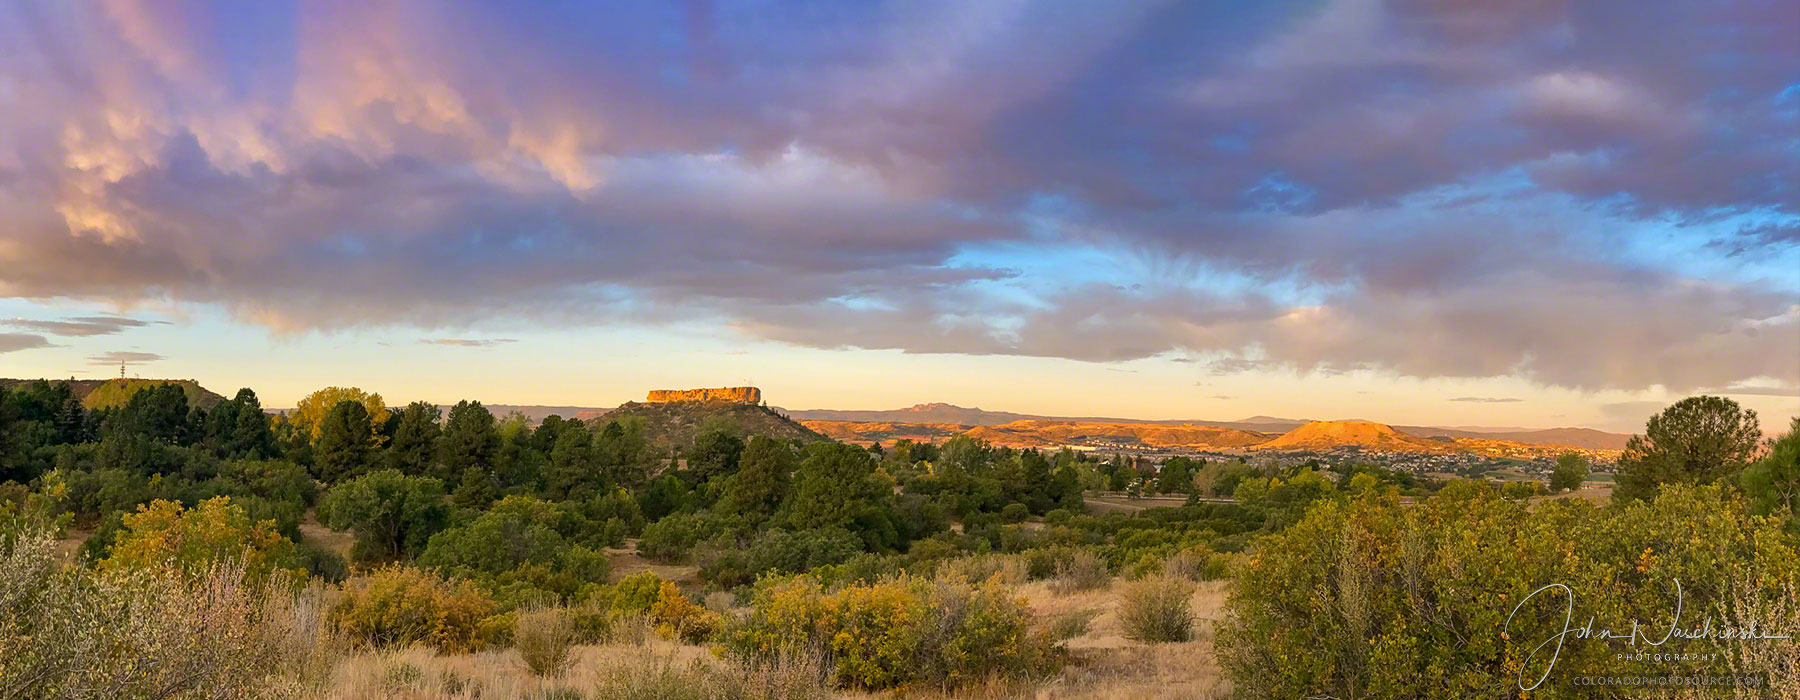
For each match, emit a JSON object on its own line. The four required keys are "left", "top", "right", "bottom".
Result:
{"left": 645, "top": 386, "right": 762, "bottom": 404}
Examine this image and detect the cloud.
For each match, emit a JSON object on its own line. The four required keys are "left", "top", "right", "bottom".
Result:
{"left": 0, "top": 1, "right": 1794, "bottom": 393}
{"left": 88, "top": 351, "right": 164, "bottom": 365}
{"left": 0, "top": 333, "right": 54, "bottom": 353}
{"left": 1707, "top": 385, "right": 1800, "bottom": 398}
{"left": 422, "top": 338, "right": 517, "bottom": 348}
{"left": 1597, "top": 400, "right": 1666, "bottom": 433}
{"left": 5, "top": 315, "right": 154, "bottom": 336}
{"left": 1450, "top": 397, "right": 1524, "bottom": 403}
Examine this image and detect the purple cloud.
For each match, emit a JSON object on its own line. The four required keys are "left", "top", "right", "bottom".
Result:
{"left": 0, "top": 0, "right": 1793, "bottom": 393}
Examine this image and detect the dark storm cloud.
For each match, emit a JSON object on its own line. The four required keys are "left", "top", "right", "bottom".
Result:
{"left": 0, "top": 0, "right": 1795, "bottom": 391}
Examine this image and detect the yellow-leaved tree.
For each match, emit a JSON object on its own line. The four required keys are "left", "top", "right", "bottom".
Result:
{"left": 100, "top": 496, "right": 305, "bottom": 584}
{"left": 292, "top": 386, "right": 390, "bottom": 445}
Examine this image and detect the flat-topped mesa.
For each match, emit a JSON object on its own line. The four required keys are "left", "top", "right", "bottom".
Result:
{"left": 645, "top": 386, "right": 762, "bottom": 404}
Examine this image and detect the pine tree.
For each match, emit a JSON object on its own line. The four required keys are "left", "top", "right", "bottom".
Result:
{"left": 438, "top": 400, "right": 498, "bottom": 482}
{"left": 718, "top": 436, "right": 794, "bottom": 522}
{"left": 314, "top": 400, "right": 374, "bottom": 482}
{"left": 388, "top": 401, "right": 442, "bottom": 475}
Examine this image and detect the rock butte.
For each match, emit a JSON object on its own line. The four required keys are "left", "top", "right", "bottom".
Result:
{"left": 645, "top": 386, "right": 762, "bottom": 404}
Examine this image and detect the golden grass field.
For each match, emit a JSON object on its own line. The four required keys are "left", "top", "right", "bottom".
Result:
{"left": 318, "top": 577, "right": 1232, "bottom": 700}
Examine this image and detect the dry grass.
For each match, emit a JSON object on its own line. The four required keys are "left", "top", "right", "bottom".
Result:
{"left": 1016, "top": 578, "right": 1232, "bottom": 699}
{"left": 314, "top": 575, "right": 1234, "bottom": 700}
{"left": 323, "top": 638, "right": 718, "bottom": 699}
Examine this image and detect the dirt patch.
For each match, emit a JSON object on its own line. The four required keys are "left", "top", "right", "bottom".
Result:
{"left": 54, "top": 526, "right": 94, "bottom": 563}
{"left": 298, "top": 509, "right": 356, "bottom": 560}
{"left": 607, "top": 539, "right": 701, "bottom": 586}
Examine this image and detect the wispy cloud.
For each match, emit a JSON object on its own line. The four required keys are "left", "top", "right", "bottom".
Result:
{"left": 422, "top": 338, "right": 517, "bottom": 348}
{"left": 1705, "top": 385, "right": 1800, "bottom": 398}
{"left": 88, "top": 351, "right": 165, "bottom": 365}
{"left": 1450, "top": 397, "right": 1524, "bottom": 403}
{"left": 0, "top": 333, "right": 54, "bottom": 354}
{"left": 6, "top": 315, "right": 155, "bottom": 337}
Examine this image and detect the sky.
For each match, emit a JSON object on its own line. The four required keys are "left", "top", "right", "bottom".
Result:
{"left": 0, "top": 0, "right": 1797, "bottom": 433}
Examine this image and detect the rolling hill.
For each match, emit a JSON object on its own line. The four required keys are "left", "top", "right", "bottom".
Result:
{"left": 971, "top": 420, "right": 1272, "bottom": 450}
{"left": 1, "top": 378, "right": 226, "bottom": 410}
{"left": 602, "top": 400, "right": 828, "bottom": 450}
{"left": 1251, "top": 420, "right": 1453, "bottom": 452}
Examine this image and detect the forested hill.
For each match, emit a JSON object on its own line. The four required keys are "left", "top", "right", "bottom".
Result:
{"left": 0, "top": 378, "right": 225, "bottom": 410}
{"left": 603, "top": 400, "right": 828, "bottom": 450}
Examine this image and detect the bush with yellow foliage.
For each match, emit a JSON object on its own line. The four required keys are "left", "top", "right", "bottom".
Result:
{"left": 100, "top": 496, "right": 305, "bottom": 585}
{"left": 327, "top": 564, "right": 500, "bottom": 653}
{"left": 723, "top": 572, "right": 1060, "bottom": 690}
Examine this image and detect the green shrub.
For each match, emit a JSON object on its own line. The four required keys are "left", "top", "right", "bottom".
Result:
{"left": 1049, "top": 609, "right": 1097, "bottom": 641}
{"left": 1000, "top": 503, "right": 1030, "bottom": 523}
{"left": 328, "top": 564, "right": 497, "bottom": 652}
{"left": 697, "top": 527, "right": 863, "bottom": 588}
{"left": 638, "top": 512, "right": 722, "bottom": 562}
{"left": 1119, "top": 576, "right": 1193, "bottom": 643}
{"left": 1218, "top": 483, "right": 1800, "bottom": 699}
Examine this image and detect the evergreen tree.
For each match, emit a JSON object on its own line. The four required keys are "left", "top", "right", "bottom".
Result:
{"left": 547, "top": 420, "right": 596, "bottom": 498}
{"left": 108, "top": 383, "right": 191, "bottom": 444}
{"left": 1743, "top": 418, "right": 1800, "bottom": 535}
{"left": 51, "top": 383, "right": 86, "bottom": 445}
{"left": 685, "top": 428, "right": 744, "bottom": 484}
{"left": 438, "top": 400, "right": 498, "bottom": 481}
{"left": 1019, "top": 449, "right": 1053, "bottom": 511}
{"left": 782, "top": 443, "right": 903, "bottom": 551}
{"left": 718, "top": 436, "right": 794, "bottom": 522}
{"left": 595, "top": 420, "right": 650, "bottom": 488}
{"left": 387, "top": 401, "right": 441, "bottom": 475}
{"left": 1614, "top": 396, "right": 1761, "bottom": 502}
{"left": 314, "top": 400, "right": 374, "bottom": 482}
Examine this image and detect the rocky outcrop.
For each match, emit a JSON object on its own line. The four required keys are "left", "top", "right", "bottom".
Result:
{"left": 645, "top": 386, "right": 762, "bottom": 404}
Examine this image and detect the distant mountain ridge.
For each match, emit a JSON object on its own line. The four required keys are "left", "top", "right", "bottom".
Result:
{"left": 782, "top": 403, "right": 1632, "bottom": 449}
